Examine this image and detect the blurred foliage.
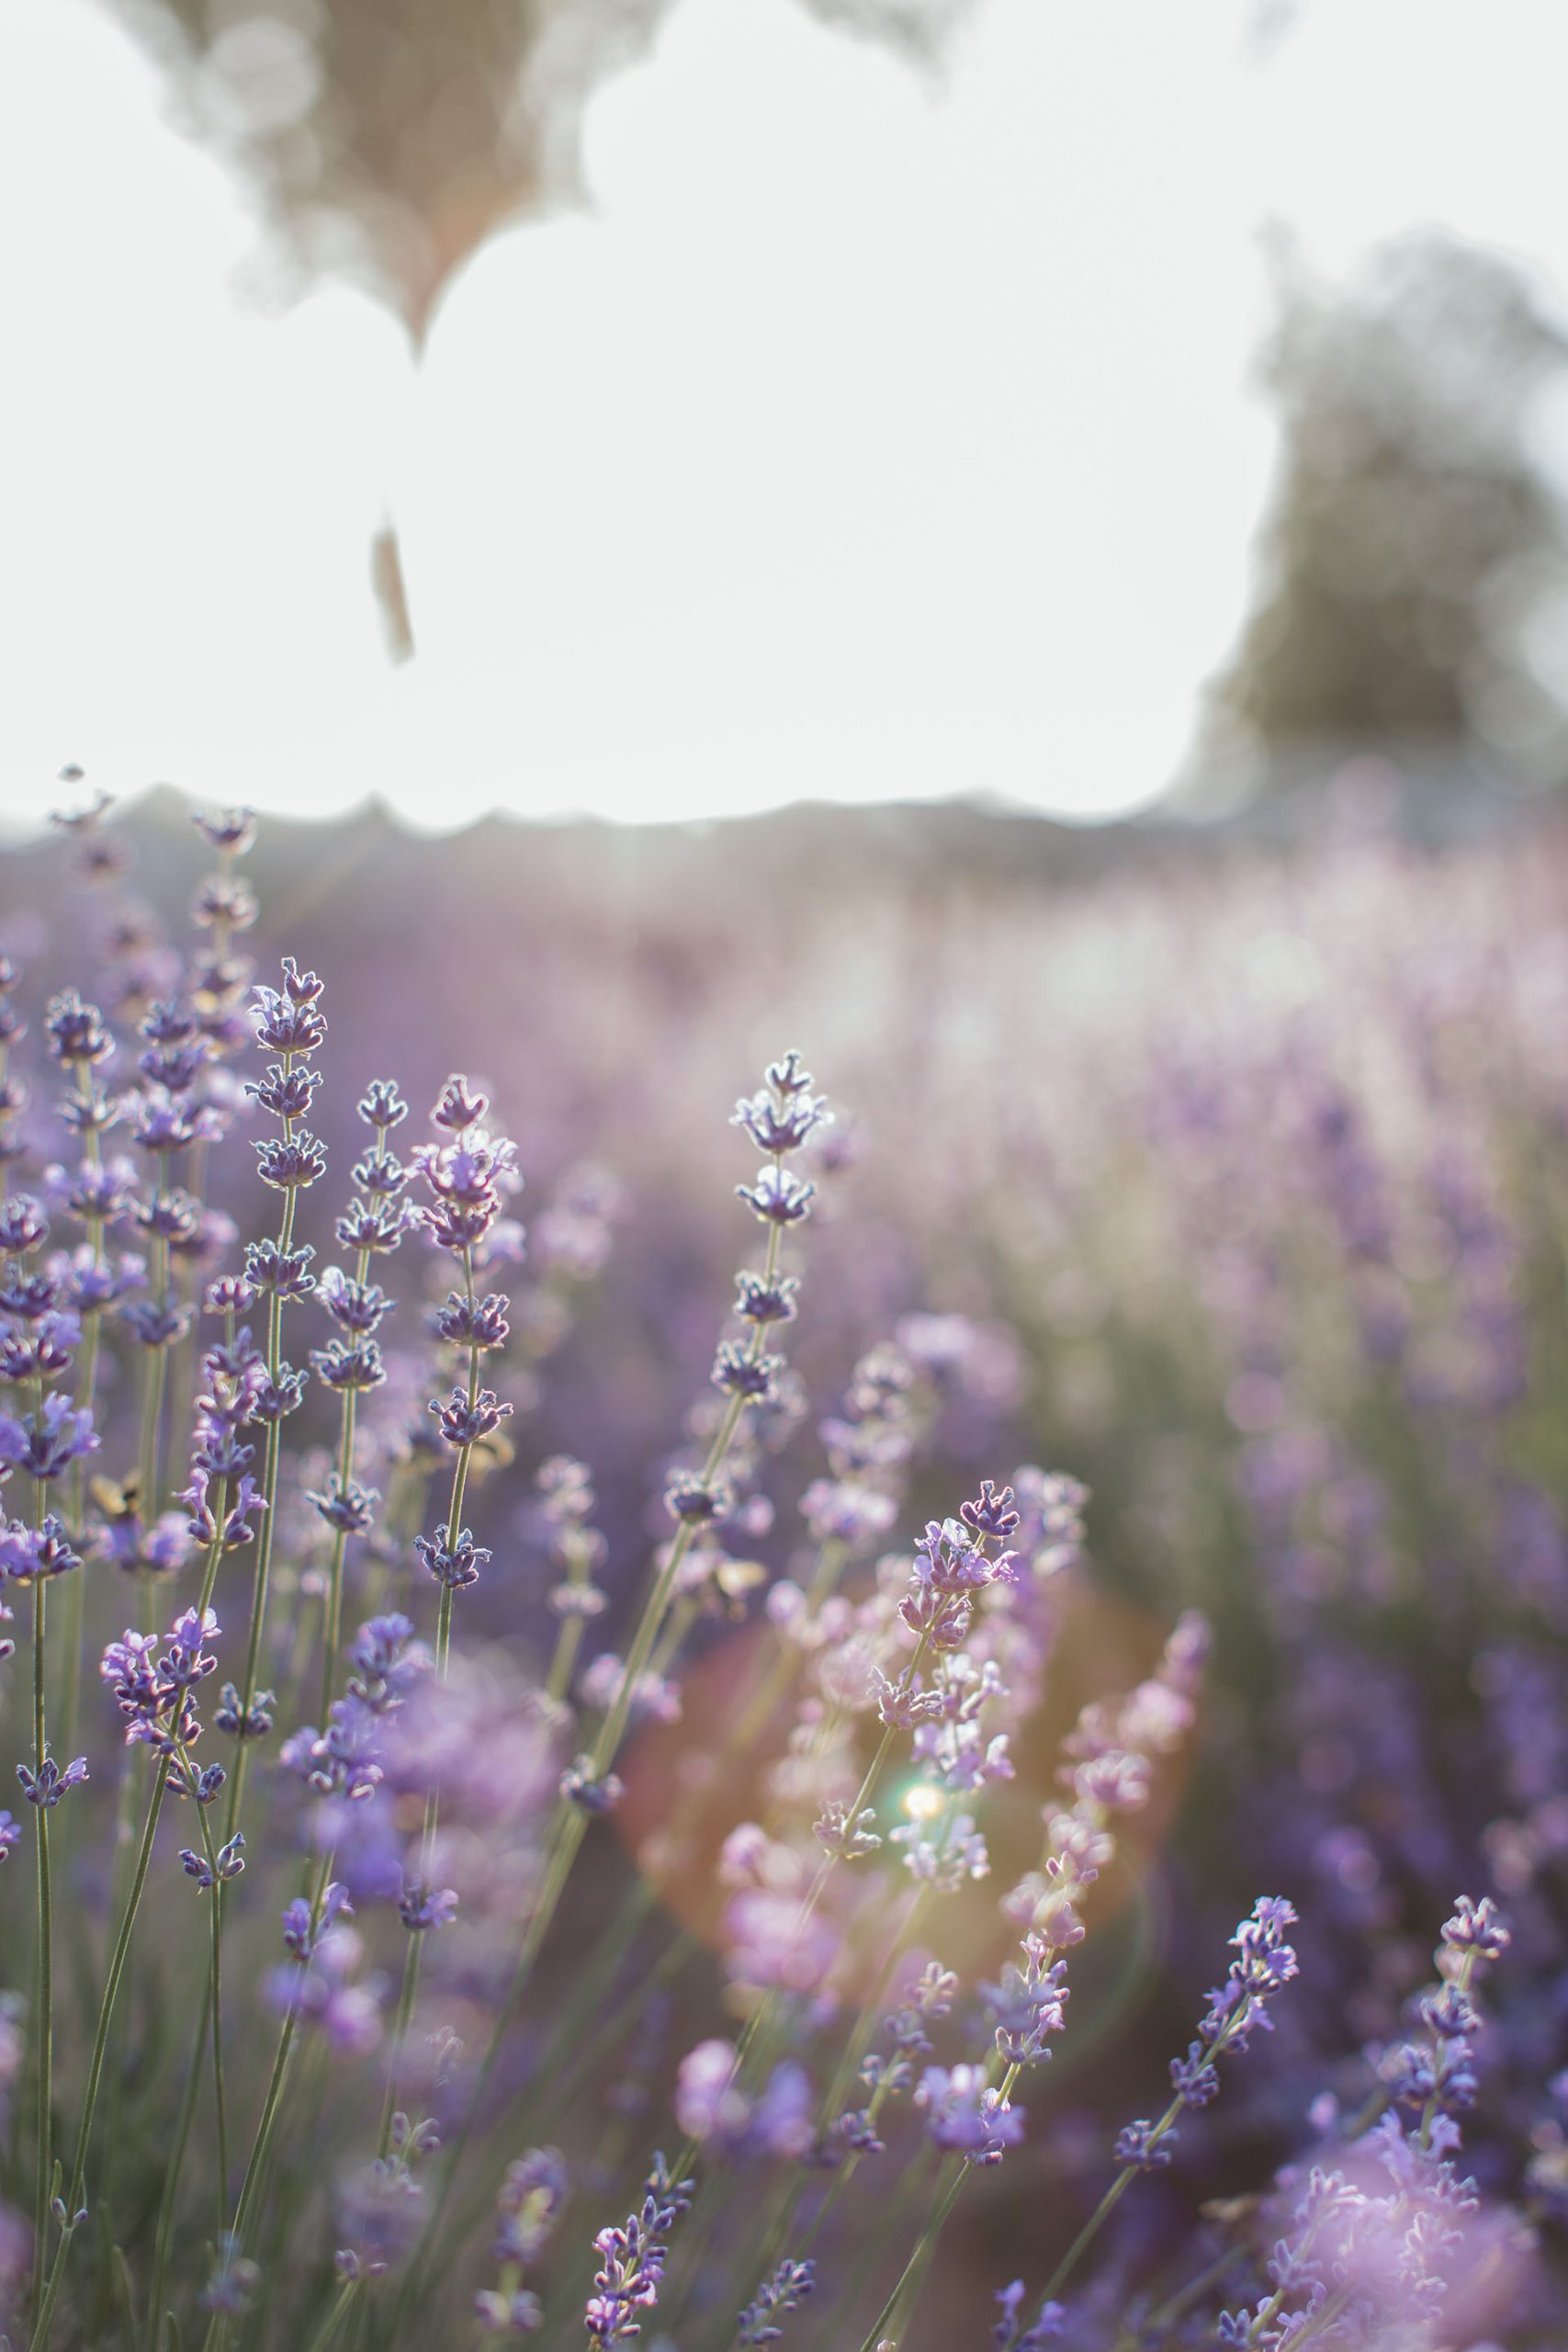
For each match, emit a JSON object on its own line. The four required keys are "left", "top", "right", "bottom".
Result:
{"left": 1202, "top": 232, "right": 1568, "bottom": 792}
{"left": 109, "top": 0, "right": 972, "bottom": 337}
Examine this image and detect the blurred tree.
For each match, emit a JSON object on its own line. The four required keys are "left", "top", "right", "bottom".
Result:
{"left": 108, "top": 0, "right": 969, "bottom": 655}
{"left": 1197, "top": 232, "right": 1568, "bottom": 797}
{"left": 110, "top": 0, "right": 970, "bottom": 342}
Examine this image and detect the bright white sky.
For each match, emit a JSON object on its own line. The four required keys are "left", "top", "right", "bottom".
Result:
{"left": 2, "top": 0, "right": 1567, "bottom": 833}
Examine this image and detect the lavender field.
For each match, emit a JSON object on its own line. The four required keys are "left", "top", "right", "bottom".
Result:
{"left": 0, "top": 787, "right": 1566, "bottom": 2350}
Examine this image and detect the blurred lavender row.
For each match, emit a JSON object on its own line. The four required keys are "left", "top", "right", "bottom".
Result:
{"left": 0, "top": 786, "right": 1563, "bottom": 2349}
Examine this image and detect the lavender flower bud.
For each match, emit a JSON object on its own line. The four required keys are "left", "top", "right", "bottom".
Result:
{"left": 0, "top": 1516, "right": 82, "bottom": 1582}
{"left": 1112, "top": 2118, "right": 1175, "bottom": 2169}
{"left": 414, "top": 1527, "right": 491, "bottom": 1591}
{"left": 663, "top": 1470, "right": 731, "bottom": 1526}
{"left": 432, "top": 1076, "right": 488, "bottom": 1132}
{"left": 734, "top": 1271, "right": 798, "bottom": 1326}
{"left": 737, "top": 1167, "right": 816, "bottom": 1227}
{"left": 308, "top": 1478, "right": 381, "bottom": 1534}
{"left": 561, "top": 1758, "right": 623, "bottom": 1815}
{"left": 244, "top": 1238, "right": 317, "bottom": 1300}
{"left": 17, "top": 1754, "right": 89, "bottom": 1808}
{"left": 712, "top": 1340, "right": 783, "bottom": 1399}
{"left": 45, "top": 989, "right": 113, "bottom": 1068}
{"left": 251, "top": 959, "right": 326, "bottom": 1055}
{"left": 0, "top": 1398, "right": 98, "bottom": 1482}
{"left": 434, "top": 1291, "right": 509, "bottom": 1351}
{"left": 812, "top": 1803, "right": 882, "bottom": 1861}
{"left": 1439, "top": 1894, "right": 1510, "bottom": 1964}
{"left": 192, "top": 806, "right": 256, "bottom": 854}
{"left": 731, "top": 1088, "right": 830, "bottom": 1157}
{"left": 214, "top": 1683, "right": 274, "bottom": 1740}
{"left": 399, "top": 1882, "right": 458, "bottom": 1933}
{"left": 254, "top": 1132, "right": 328, "bottom": 1192}
{"left": 916, "top": 2065, "right": 1023, "bottom": 2164}
{"left": 357, "top": 1080, "right": 408, "bottom": 1129}
{"left": 245, "top": 1062, "right": 323, "bottom": 1121}
{"left": 737, "top": 2256, "right": 816, "bottom": 2346}
{"left": 0, "top": 1195, "right": 50, "bottom": 1255}
{"left": 431, "top": 1387, "right": 512, "bottom": 1448}
{"left": 312, "top": 1340, "right": 388, "bottom": 1396}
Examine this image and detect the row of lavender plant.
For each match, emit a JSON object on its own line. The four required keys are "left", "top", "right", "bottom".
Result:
{"left": 0, "top": 792, "right": 1559, "bottom": 2348}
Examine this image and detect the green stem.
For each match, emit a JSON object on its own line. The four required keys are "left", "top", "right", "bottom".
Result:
{"left": 303, "top": 2279, "right": 357, "bottom": 2352}
{"left": 790, "top": 1889, "right": 935, "bottom": 2264}
{"left": 317, "top": 1385, "right": 359, "bottom": 1729}
{"left": 377, "top": 1933, "right": 423, "bottom": 2160}
{"left": 583, "top": 1206, "right": 784, "bottom": 1794}
{"left": 29, "top": 1768, "right": 169, "bottom": 2352}
{"left": 58, "top": 1257, "right": 101, "bottom": 1756}
{"left": 31, "top": 1577, "right": 52, "bottom": 2322}
{"left": 689, "top": 1621, "right": 932, "bottom": 2159}
{"left": 145, "top": 1977, "right": 213, "bottom": 2352}
{"left": 223, "top": 1079, "right": 299, "bottom": 1846}
{"left": 378, "top": 1555, "right": 457, "bottom": 2156}
{"left": 800, "top": 2141, "right": 937, "bottom": 2352}
{"left": 176, "top": 1746, "right": 231, "bottom": 2223}
{"left": 1115, "top": 2238, "right": 1249, "bottom": 2349}
{"left": 225, "top": 1852, "right": 335, "bottom": 2256}
{"left": 413, "top": 1196, "right": 790, "bottom": 2306}
{"left": 859, "top": 2056, "right": 1024, "bottom": 2351}
{"left": 197, "top": 1493, "right": 229, "bottom": 1619}
{"left": 1274, "top": 2286, "right": 1351, "bottom": 2348}
{"left": 857, "top": 2154, "right": 970, "bottom": 2352}
{"left": 221, "top": 1418, "right": 281, "bottom": 1846}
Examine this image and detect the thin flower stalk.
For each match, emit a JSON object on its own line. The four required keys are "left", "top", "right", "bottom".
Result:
{"left": 28, "top": 1768, "right": 170, "bottom": 2351}
{"left": 1025, "top": 1898, "right": 1301, "bottom": 2336}
{"left": 412, "top": 1062, "right": 825, "bottom": 2302}
{"left": 223, "top": 954, "right": 329, "bottom": 1845}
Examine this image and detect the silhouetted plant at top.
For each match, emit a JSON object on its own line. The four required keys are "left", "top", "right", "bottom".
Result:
{"left": 105, "top": 0, "right": 974, "bottom": 342}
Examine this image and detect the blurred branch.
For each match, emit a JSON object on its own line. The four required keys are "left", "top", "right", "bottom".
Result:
{"left": 107, "top": 0, "right": 976, "bottom": 340}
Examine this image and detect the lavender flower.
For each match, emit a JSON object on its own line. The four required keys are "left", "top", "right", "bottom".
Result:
{"left": 915, "top": 2064, "right": 1024, "bottom": 2164}
{"left": 992, "top": 2282, "right": 1066, "bottom": 2348}
{"left": 736, "top": 2256, "right": 816, "bottom": 2346}
{"left": 265, "top": 1916, "right": 383, "bottom": 2052}
{"left": 1113, "top": 1897, "right": 1300, "bottom": 2175}
{"left": 492, "top": 2146, "right": 569, "bottom": 2267}
{"left": 0, "top": 1395, "right": 98, "bottom": 1481}
{"left": 16, "top": 1755, "right": 88, "bottom": 1809}
{"left": 736, "top": 1165, "right": 816, "bottom": 1227}
{"left": 251, "top": 957, "right": 327, "bottom": 1056}
{"left": 398, "top": 1881, "right": 458, "bottom": 1932}
{"left": 100, "top": 1607, "right": 220, "bottom": 1763}
{"left": 0, "top": 1516, "right": 82, "bottom": 1583}
{"left": 180, "top": 1832, "right": 246, "bottom": 1889}
{"left": 583, "top": 2154, "right": 694, "bottom": 2345}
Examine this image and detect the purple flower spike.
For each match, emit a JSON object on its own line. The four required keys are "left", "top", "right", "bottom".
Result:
{"left": 251, "top": 958, "right": 327, "bottom": 1056}
{"left": 414, "top": 1527, "right": 490, "bottom": 1591}
{"left": 916, "top": 2064, "right": 1024, "bottom": 2165}
{"left": 399, "top": 1882, "right": 459, "bottom": 1933}
{"left": 0, "top": 1395, "right": 98, "bottom": 1482}
{"left": 561, "top": 1758, "right": 623, "bottom": 1815}
{"left": 736, "top": 1166, "right": 816, "bottom": 1227}
{"left": 430, "top": 1387, "right": 512, "bottom": 1449}
{"left": 17, "top": 1754, "right": 89, "bottom": 1809}
{"left": 0, "top": 1515, "right": 82, "bottom": 1582}
{"left": 583, "top": 2156, "right": 693, "bottom": 2346}
{"left": 737, "top": 2256, "right": 816, "bottom": 2346}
